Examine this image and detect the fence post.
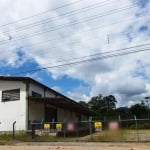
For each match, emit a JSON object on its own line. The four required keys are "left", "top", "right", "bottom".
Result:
{"left": 31, "top": 123, "right": 35, "bottom": 140}
{"left": 75, "top": 119, "right": 79, "bottom": 140}
{"left": 41, "top": 120, "right": 44, "bottom": 129}
{"left": 89, "top": 116, "right": 92, "bottom": 141}
{"left": 13, "top": 121, "right": 16, "bottom": 139}
{"left": 134, "top": 115, "right": 139, "bottom": 142}
{"left": 63, "top": 118, "right": 66, "bottom": 139}
{"left": 119, "top": 115, "right": 123, "bottom": 142}
{"left": 52, "top": 118, "right": 55, "bottom": 131}
{"left": 103, "top": 116, "right": 107, "bottom": 141}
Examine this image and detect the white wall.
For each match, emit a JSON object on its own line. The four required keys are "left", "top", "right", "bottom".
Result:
{"left": 29, "top": 83, "right": 44, "bottom": 97}
{"left": 29, "top": 83, "right": 56, "bottom": 98}
{"left": 0, "top": 81, "right": 26, "bottom": 131}
{"left": 45, "top": 89, "right": 56, "bottom": 97}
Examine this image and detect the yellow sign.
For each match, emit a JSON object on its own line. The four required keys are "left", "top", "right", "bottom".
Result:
{"left": 44, "top": 123, "right": 50, "bottom": 129}
{"left": 94, "top": 122, "right": 102, "bottom": 128}
{"left": 56, "top": 123, "right": 62, "bottom": 129}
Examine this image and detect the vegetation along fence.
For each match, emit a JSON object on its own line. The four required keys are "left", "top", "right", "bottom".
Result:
{"left": 0, "top": 116, "right": 150, "bottom": 142}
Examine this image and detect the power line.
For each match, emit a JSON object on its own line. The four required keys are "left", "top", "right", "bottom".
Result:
{"left": 19, "top": 43, "right": 150, "bottom": 66}
{"left": 0, "top": 0, "right": 148, "bottom": 64}
{"left": 0, "top": 13, "right": 148, "bottom": 60}
{"left": 0, "top": 12, "right": 149, "bottom": 57}
{"left": 1, "top": 42, "right": 150, "bottom": 74}
{"left": 21, "top": 29, "right": 149, "bottom": 63}
{"left": 2, "top": 43, "right": 150, "bottom": 75}
{"left": 27, "top": 18, "right": 150, "bottom": 58}
{"left": 0, "top": 0, "right": 84, "bottom": 28}
{"left": 0, "top": 2, "right": 143, "bottom": 45}
{"left": 13, "top": 47, "right": 150, "bottom": 75}
{"left": 1, "top": 0, "right": 113, "bottom": 33}
{"left": 22, "top": 45, "right": 150, "bottom": 69}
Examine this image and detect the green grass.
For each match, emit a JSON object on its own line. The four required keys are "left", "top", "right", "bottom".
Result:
{"left": 0, "top": 129, "right": 150, "bottom": 144}
{"left": 90, "top": 129, "right": 150, "bottom": 142}
{"left": 0, "top": 134, "right": 14, "bottom": 145}
{"left": 0, "top": 133, "right": 76, "bottom": 143}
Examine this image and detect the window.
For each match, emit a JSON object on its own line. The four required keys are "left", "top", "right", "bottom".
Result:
{"left": 2, "top": 89, "right": 20, "bottom": 102}
{"left": 32, "top": 91, "right": 42, "bottom": 97}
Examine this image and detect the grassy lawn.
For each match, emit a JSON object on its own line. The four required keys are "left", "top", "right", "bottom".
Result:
{"left": 0, "top": 129, "right": 150, "bottom": 144}
{"left": 0, "top": 133, "right": 79, "bottom": 144}
{"left": 90, "top": 129, "right": 150, "bottom": 142}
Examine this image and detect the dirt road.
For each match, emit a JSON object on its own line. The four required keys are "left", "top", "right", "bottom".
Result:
{"left": 0, "top": 142, "right": 150, "bottom": 150}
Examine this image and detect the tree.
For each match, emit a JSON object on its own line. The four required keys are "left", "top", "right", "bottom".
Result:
{"left": 78, "top": 101, "right": 89, "bottom": 108}
{"left": 117, "top": 107, "right": 130, "bottom": 119}
{"left": 103, "top": 95, "right": 117, "bottom": 110}
{"left": 88, "top": 94, "right": 117, "bottom": 118}
{"left": 130, "top": 102, "right": 147, "bottom": 119}
{"left": 88, "top": 94, "right": 104, "bottom": 114}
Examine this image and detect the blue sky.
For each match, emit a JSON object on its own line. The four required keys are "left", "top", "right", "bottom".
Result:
{"left": 0, "top": 0, "right": 150, "bottom": 106}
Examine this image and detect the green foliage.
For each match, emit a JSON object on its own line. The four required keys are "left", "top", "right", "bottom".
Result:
{"left": 78, "top": 94, "right": 118, "bottom": 118}
{"left": 88, "top": 94, "right": 118, "bottom": 118}
{"left": 139, "top": 122, "right": 150, "bottom": 129}
{"left": 78, "top": 94, "right": 149, "bottom": 120}
{"left": 130, "top": 103, "right": 148, "bottom": 118}
{"left": 78, "top": 101, "right": 89, "bottom": 108}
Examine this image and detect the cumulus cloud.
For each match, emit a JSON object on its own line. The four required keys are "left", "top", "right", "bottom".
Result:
{"left": 67, "top": 85, "right": 90, "bottom": 102}
{"left": 0, "top": 0, "right": 150, "bottom": 106}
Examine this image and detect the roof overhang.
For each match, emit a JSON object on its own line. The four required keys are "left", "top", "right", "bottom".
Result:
{"left": 29, "top": 97, "right": 92, "bottom": 115}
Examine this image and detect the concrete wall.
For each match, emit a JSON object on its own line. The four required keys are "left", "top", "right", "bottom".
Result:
{"left": 29, "top": 83, "right": 44, "bottom": 97}
{"left": 0, "top": 80, "right": 26, "bottom": 131}
{"left": 29, "top": 83, "right": 56, "bottom": 98}
{"left": 45, "top": 89, "right": 56, "bottom": 97}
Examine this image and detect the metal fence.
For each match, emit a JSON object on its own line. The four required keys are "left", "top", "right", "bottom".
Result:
{"left": 0, "top": 117, "right": 150, "bottom": 142}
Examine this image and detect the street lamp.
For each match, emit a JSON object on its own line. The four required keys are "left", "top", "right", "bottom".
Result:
{"left": 145, "top": 97, "right": 150, "bottom": 119}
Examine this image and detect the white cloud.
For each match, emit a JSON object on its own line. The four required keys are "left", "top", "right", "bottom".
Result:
{"left": 0, "top": 0, "right": 150, "bottom": 106}
{"left": 67, "top": 85, "right": 90, "bottom": 102}
{"left": 52, "top": 86, "right": 63, "bottom": 93}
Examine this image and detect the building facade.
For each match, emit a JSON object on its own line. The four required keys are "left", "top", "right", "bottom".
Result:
{"left": 0, "top": 76, "right": 90, "bottom": 131}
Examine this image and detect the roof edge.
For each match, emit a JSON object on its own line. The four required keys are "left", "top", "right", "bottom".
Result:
{"left": 0, "top": 76, "right": 89, "bottom": 112}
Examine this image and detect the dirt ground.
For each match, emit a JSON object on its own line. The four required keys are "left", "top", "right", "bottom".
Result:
{"left": 0, "top": 142, "right": 150, "bottom": 150}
